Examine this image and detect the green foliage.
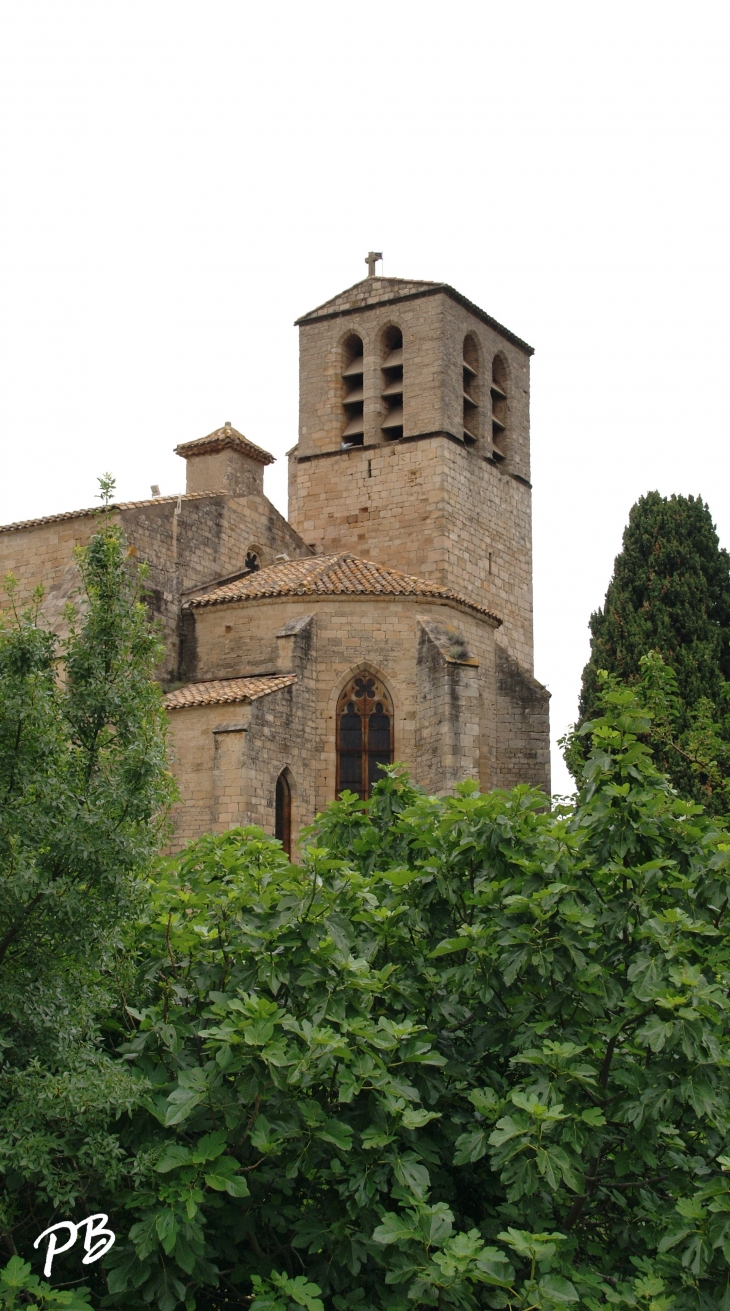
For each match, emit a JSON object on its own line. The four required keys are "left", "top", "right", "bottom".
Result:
{"left": 250, "top": 1270, "right": 324, "bottom": 1311}
{"left": 96, "top": 475, "right": 117, "bottom": 508}
{"left": 6, "top": 530, "right": 730, "bottom": 1310}
{"left": 97, "top": 683, "right": 730, "bottom": 1309}
{"left": 0, "top": 520, "right": 175, "bottom": 1271}
{"left": 573, "top": 491, "right": 730, "bottom": 807}
{"left": 0, "top": 1255, "right": 92, "bottom": 1308}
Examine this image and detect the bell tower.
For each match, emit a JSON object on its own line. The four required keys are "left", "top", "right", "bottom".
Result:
{"left": 287, "top": 268, "right": 536, "bottom": 673}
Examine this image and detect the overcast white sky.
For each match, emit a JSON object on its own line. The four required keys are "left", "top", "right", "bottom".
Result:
{"left": 1, "top": 1, "right": 728, "bottom": 795}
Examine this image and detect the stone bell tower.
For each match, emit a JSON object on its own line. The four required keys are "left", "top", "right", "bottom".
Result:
{"left": 287, "top": 266, "right": 536, "bottom": 673}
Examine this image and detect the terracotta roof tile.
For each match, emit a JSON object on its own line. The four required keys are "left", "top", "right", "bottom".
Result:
{"left": 184, "top": 553, "right": 502, "bottom": 625}
{"left": 175, "top": 424, "right": 274, "bottom": 466}
{"left": 164, "top": 673, "right": 296, "bottom": 711}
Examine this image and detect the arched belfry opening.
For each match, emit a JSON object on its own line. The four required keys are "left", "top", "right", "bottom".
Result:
{"left": 275, "top": 769, "right": 293, "bottom": 856}
{"left": 462, "top": 334, "right": 480, "bottom": 445}
{"left": 491, "top": 354, "right": 508, "bottom": 461}
{"left": 342, "top": 334, "right": 364, "bottom": 446}
{"left": 336, "top": 672, "right": 394, "bottom": 799}
{"left": 380, "top": 326, "right": 403, "bottom": 440}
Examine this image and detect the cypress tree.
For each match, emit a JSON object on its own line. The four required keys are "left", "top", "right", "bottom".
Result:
{"left": 574, "top": 491, "right": 730, "bottom": 805}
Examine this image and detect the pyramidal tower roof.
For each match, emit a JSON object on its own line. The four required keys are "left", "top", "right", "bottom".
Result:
{"left": 175, "top": 423, "right": 274, "bottom": 466}
{"left": 296, "top": 276, "right": 439, "bottom": 322}
{"left": 296, "top": 274, "right": 533, "bottom": 355}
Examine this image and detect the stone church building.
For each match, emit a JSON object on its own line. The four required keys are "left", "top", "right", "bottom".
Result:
{"left": 0, "top": 266, "right": 550, "bottom": 853}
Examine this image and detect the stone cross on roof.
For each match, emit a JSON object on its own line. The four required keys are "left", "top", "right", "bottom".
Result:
{"left": 365, "top": 251, "right": 383, "bottom": 277}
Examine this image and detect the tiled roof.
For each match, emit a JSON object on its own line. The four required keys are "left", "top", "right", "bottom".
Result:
{"left": 0, "top": 492, "right": 213, "bottom": 535}
{"left": 164, "top": 673, "right": 296, "bottom": 711}
{"left": 175, "top": 424, "right": 274, "bottom": 466}
{"left": 184, "top": 553, "right": 502, "bottom": 625}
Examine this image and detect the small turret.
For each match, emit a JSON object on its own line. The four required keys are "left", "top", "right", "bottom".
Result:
{"left": 175, "top": 423, "right": 274, "bottom": 497}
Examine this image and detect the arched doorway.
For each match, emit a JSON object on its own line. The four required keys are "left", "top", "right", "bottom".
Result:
{"left": 336, "top": 673, "right": 393, "bottom": 800}
{"left": 275, "top": 770, "right": 292, "bottom": 856}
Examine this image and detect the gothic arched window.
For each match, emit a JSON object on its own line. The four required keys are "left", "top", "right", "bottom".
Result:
{"left": 336, "top": 673, "right": 393, "bottom": 800}
{"left": 275, "top": 769, "right": 292, "bottom": 856}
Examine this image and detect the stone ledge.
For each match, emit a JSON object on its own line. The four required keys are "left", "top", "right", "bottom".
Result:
{"left": 295, "top": 431, "right": 466, "bottom": 464}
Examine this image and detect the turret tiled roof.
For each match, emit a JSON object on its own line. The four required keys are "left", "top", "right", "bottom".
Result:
{"left": 183, "top": 552, "right": 502, "bottom": 625}
{"left": 164, "top": 673, "right": 296, "bottom": 710}
{"left": 175, "top": 424, "right": 275, "bottom": 466}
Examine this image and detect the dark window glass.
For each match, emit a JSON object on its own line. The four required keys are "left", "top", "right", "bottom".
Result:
{"left": 368, "top": 752, "right": 390, "bottom": 788}
{"left": 340, "top": 703, "right": 362, "bottom": 749}
{"left": 275, "top": 771, "right": 292, "bottom": 857}
{"left": 368, "top": 710, "right": 391, "bottom": 751}
{"left": 340, "top": 755, "right": 363, "bottom": 787}
{"left": 336, "top": 675, "right": 393, "bottom": 800}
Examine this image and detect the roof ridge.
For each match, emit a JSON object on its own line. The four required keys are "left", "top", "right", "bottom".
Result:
{"left": 305, "top": 551, "right": 345, "bottom": 579}
{"left": 327, "top": 551, "right": 436, "bottom": 586}
{"left": 0, "top": 491, "right": 219, "bottom": 534}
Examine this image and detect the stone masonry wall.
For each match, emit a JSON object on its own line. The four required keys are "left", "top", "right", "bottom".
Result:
{"left": 288, "top": 436, "right": 534, "bottom": 671}
{"left": 290, "top": 283, "right": 534, "bottom": 670}
{"left": 166, "top": 618, "right": 317, "bottom": 852}
{"left": 166, "top": 591, "right": 550, "bottom": 854}
{"left": 186, "top": 593, "right": 500, "bottom": 821}
{"left": 0, "top": 488, "right": 309, "bottom": 685}
{"left": 123, "top": 491, "right": 308, "bottom": 681}
{"left": 415, "top": 620, "right": 482, "bottom": 794}
{"left": 296, "top": 285, "right": 531, "bottom": 475}
{"left": 0, "top": 507, "right": 120, "bottom": 632}
{"left": 495, "top": 646, "right": 551, "bottom": 795}
{"left": 184, "top": 448, "right": 265, "bottom": 498}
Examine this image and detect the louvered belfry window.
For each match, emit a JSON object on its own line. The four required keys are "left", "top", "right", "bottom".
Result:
{"left": 491, "top": 354, "right": 508, "bottom": 461}
{"left": 380, "top": 326, "right": 403, "bottom": 440}
{"left": 342, "top": 334, "right": 365, "bottom": 446}
{"left": 462, "top": 333, "right": 479, "bottom": 446}
{"left": 336, "top": 674, "right": 394, "bottom": 799}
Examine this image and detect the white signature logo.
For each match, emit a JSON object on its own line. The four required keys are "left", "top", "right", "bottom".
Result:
{"left": 33, "top": 1214, "right": 115, "bottom": 1278}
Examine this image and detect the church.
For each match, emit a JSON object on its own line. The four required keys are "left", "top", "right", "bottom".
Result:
{"left": 0, "top": 262, "right": 550, "bottom": 852}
